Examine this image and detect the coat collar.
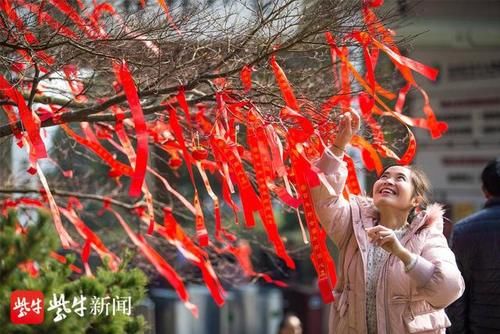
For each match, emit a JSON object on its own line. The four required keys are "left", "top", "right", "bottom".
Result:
{"left": 484, "top": 197, "right": 500, "bottom": 209}
{"left": 410, "top": 203, "right": 446, "bottom": 234}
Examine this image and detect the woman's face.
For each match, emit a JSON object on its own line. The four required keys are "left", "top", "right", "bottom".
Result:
{"left": 373, "top": 166, "right": 417, "bottom": 212}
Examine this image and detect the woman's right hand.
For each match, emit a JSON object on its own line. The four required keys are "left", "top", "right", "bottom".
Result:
{"left": 331, "top": 111, "right": 360, "bottom": 154}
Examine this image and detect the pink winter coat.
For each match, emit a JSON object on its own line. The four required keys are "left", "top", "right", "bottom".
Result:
{"left": 311, "top": 150, "right": 465, "bottom": 334}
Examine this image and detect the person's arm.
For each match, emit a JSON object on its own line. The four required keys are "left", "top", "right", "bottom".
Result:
{"left": 404, "top": 226, "right": 465, "bottom": 309}
{"left": 311, "top": 149, "right": 351, "bottom": 247}
{"left": 310, "top": 112, "right": 359, "bottom": 247}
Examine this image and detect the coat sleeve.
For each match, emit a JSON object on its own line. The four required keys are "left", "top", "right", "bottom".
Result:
{"left": 445, "top": 226, "right": 469, "bottom": 334}
{"left": 310, "top": 149, "right": 353, "bottom": 248}
{"left": 406, "top": 226, "right": 465, "bottom": 309}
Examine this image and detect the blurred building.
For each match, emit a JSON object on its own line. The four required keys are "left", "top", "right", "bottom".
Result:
{"left": 391, "top": 0, "right": 500, "bottom": 222}
{"left": 137, "top": 285, "right": 284, "bottom": 334}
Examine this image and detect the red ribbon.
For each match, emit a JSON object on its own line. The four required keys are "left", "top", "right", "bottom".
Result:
{"left": 257, "top": 125, "right": 301, "bottom": 209}
{"left": 109, "top": 115, "right": 157, "bottom": 235}
{"left": 60, "top": 207, "right": 121, "bottom": 271}
{"left": 110, "top": 209, "right": 199, "bottom": 316}
{"left": 61, "top": 124, "right": 133, "bottom": 176}
{"left": 195, "top": 104, "right": 214, "bottom": 135}
{"left": 344, "top": 154, "right": 362, "bottom": 195}
{"left": 240, "top": 65, "right": 253, "bottom": 92}
{"left": 270, "top": 55, "right": 300, "bottom": 111}
{"left": 325, "top": 31, "right": 396, "bottom": 112}
{"left": 0, "top": 0, "right": 54, "bottom": 67}
{"left": 1, "top": 198, "right": 44, "bottom": 215}
{"left": 339, "top": 46, "right": 351, "bottom": 112}
{"left": 168, "top": 105, "right": 195, "bottom": 182}
{"left": 358, "top": 93, "right": 386, "bottom": 149}
{"left": 370, "top": 35, "right": 439, "bottom": 82}
{"left": 221, "top": 174, "right": 240, "bottom": 225}
{"left": 226, "top": 242, "right": 287, "bottom": 288}
{"left": 193, "top": 192, "right": 208, "bottom": 247}
{"left": 397, "top": 127, "right": 418, "bottom": 165}
{"left": 212, "top": 137, "right": 262, "bottom": 228}
{"left": 248, "top": 128, "right": 295, "bottom": 269}
{"left": 364, "top": 0, "right": 384, "bottom": 7}
{"left": 264, "top": 125, "right": 287, "bottom": 177}
{"left": 280, "top": 106, "right": 315, "bottom": 143}
{"left": 395, "top": 83, "right": 412, "bottom": 113}
{"left": 351, "top": 135, "right": 383, "bottom": 175}
{"left": 0, "top": 75, "right": 47, "bottom": 166}
{"left": 48, "top": 0, "right": 97, "bottom": 38}
{"left": 116, "top": 61, "right": 149, "bottom": 197}
{"left": 155, "top": 0, "right": 180, "bottom": 32}
{"left": 168, "top": 104, "right": 209, "bottom": 245}
{"left": 177, "top": 86, "right": 193, "bottom": 130}
{"left": 18, "top": 0, "right": 79, "bottom": 39}
{"left": 289, "top": 147, "right": 336, "bottom": 302}
{"left": 37, "top": 164, "right": 77, "bottom": 249}
{"left": 50, "top": 252, "right": 82, "bottom": 274}
{"left": 155, "top": 214, "right": 226, "bottom": 306}
{"left": 195, "top": 161, "right": 223, "bottom": 241}
{"left": 18, "top": 260, "right": 39, "bottom": 277}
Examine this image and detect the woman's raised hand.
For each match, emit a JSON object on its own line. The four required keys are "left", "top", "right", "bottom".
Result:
{"left": 365, "top": 225, "right": 404, "bottom": 255}
{"left": 332, "top": 111, "right": 360, "bottom": 153}
{"left": 365, "top": 225, "right": 417, "bottom": 269}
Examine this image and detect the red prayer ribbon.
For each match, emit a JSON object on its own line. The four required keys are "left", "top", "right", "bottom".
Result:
{"left": 110, "top": 209, "right": 199, "bottom": 317}
{"left": 270, "top": 55, "right": 300, "bottom": 111}
{"left": 248, "top": 128, "right": 295, "bottom": 269}
{"left": 116, "top": 61, "right": 149, "bottom": 197}
{"left": 289, "top": 146, "right": 336, "bottom": 303}
{"left": 240, "top": 65, "right": 253, "bottom": 92}
{"left": 212, "top": 138, "right": 262, "bottom": 228}
{"left": 61, "top": 124, "right": 133, "bottom": 176}
{"left": 168, "top": 104, "right": 209, "bottom": 245}
{"left": 0, "top": 75, "right": 47, "bottom": 167}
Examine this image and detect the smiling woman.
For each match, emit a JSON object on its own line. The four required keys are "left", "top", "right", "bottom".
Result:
{"left": 311, "top": 111, "right": 465, "bottom": 334}
{"left": 374, "top": 165, "right": 431, "bottom": 225}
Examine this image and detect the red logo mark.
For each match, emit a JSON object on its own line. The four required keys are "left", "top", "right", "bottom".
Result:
{"left": 10, "top": 290, "right": 45, "bottom": 325}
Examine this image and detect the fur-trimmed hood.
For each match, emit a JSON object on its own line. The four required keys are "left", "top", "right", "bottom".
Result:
{"left": 413, "top": 203, "right": 446, "bottom": 233}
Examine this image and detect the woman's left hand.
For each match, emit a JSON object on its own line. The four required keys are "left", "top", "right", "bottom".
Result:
{"left": 365, "top": 225, "right": 405, "bottom": 256}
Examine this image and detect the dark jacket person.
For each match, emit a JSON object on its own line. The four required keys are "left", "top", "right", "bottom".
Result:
{"left": 447, "top": 158, "right": 500, "bottom": 333}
